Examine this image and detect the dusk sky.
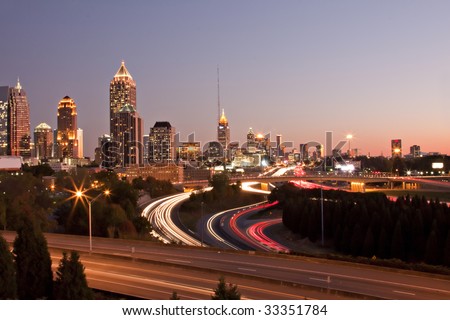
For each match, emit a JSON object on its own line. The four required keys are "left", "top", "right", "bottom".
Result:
{"left": 2, "top": 0, "right": 450, "bottom": 158}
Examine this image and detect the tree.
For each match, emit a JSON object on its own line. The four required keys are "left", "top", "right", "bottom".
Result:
{"left": 13, "top": 217, "right": 53, "bottom": 299}
{"left": 211, "top": 276, "right": 241, "bottom": 300}
{"left": 170, "top": 291, "right": 180, "bottom": 300}
{"left": 54, "top": 251, "right": 93, "bottom": 299}
{"left": 209, "top": 173, "right": 230, "bottom": 195}
{"left": 0, "top": 235, "right": 17, "bottom": 299}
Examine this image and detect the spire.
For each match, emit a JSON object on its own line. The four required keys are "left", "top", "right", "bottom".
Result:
{"left": 16, "top": 78, "right": 22, "bottom": 92}
{"left": 219, "top": 108, "right": 228, "bottom": 125}
{"left": 114, "top": 60, "right": 133, "bottom": 79}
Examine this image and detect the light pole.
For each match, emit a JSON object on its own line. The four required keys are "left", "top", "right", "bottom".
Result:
{"left": 201, "top": 201, "right": 204, "bottom": 247}
{"left": 320, "top": 185, "right": 324, "bottom": 247}
{"left": 77, "top": 189, "right": 110, "bottom": 252}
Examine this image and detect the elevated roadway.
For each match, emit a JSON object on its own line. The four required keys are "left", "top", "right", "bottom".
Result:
{"left": 2, "top": 231, "right": 449, "bottom": 300}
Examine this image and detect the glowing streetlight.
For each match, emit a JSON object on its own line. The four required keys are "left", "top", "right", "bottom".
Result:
{"left": 76, "top": 189, "right": 110, "bottom": 252}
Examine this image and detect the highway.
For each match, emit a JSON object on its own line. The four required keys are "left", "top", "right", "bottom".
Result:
{"left": 2, "top": 231, "right": 449, "bottom": 299}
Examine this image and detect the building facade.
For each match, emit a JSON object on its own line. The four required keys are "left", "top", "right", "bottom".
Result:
{"left": 34, "top": 123, "right": 53, "bottom": 160}
{"left": 112, "top": 104, "right": 143, "bottom": 166}
{"left": 148, "top": 121, "right": 175, "bottom": 163}
{"left": 217, "top": 109, "right": 230, "bottom": 152}
{"left": 8, "top": 79, "right": 31, "bottom": 157}
{"left": 56, "top": 96, "right": 78, "bottom": 159}
{"left": 391, "top": 139, "right": 402, "bottom": 158}
{"left": 110, "top": 61, "right": 136, "bottom": 142}
{"left": 410, "top": 145, "right": 421, "bottom": 158}
{"left": 0, "top": 86, "right": 9, "bottom": 155}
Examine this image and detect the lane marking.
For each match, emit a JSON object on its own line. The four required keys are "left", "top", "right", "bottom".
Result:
{"left": 393, "top": 290, "right": 416, "bottom": 296}
{"left": 165, "top": 259, "right": 192, "bottom": 264}
{"left": 309, "top": 277, "right": 328, "bottom": 282}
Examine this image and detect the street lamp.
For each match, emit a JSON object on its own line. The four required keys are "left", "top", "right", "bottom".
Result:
{"left": 76, "top": 189, "right": 110, "bottom": 252}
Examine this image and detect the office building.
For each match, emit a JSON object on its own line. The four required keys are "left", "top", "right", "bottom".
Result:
{"left": 110, "top": 61, "right": 136, "bottom": 142}
{"left": 148, "top": 121, "right": 175, "bottom": 163}
{"left": 8, "top": 79, "right": 31, "bottom": 157}
{"left": 0, "top": 86, "right": 8, "bottom": 155}
{"left": 76, "top": 128, "right": 83, "bottom": 158}
{"left": 410, "top": 145, "right": 421, "bottom": 158}
{"left": 56, "top": 96, "right": 78, "bottom": 159}
{"left": 391, "top": 139, "right": 402, "bottom": 158}
{"left": 217, "top": 109, "right": 230, "bottom": 152}
{"left": 112, "top": 104, "right": 143, "bottom": 166}
{"left": 34, "top": 123, "right": 53, "bottom": 160}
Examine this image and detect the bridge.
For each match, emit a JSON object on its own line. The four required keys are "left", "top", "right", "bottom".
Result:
{"left": 183, "top": 174, "right": 450, "bottom": 192}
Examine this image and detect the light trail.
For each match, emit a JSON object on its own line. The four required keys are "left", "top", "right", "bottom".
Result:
{"left": 205, "top": 202, "right": 267, "bottom": 250}
{"left": 247, "top": 218, "right": 290, "bottom": 253}
{"left": 143, "top": 193, "right": 202, "bottom": 246}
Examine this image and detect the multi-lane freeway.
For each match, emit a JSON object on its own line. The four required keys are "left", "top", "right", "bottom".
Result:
{"left": 2, "top": 231, "right": 449, "bottom": 299}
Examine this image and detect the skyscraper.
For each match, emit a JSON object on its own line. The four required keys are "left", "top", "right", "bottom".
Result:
{"left": 148, "top": 121, "right": 175, "bottom": 163}
{"left": 410, "top": 145, "right": 421, "bottom": 158}
{"left": 0, "top": 86, "right": 8, "bottom": 155}
{"left": 56, "top": 96, "right": 78, "bottom": 159}
{"left": 34, "top": 123, "right": 53, "bottom": 160}
{"left": 110, "top": 60, "right": 136, "bottom": 142}
{"left": 217, "top": 109, "right": 230, "bottom": 151}
{"left": 391, "top": 139, "right": 402, "bottom": 158}
{"left": 8, "top": 79, "right": 31, "bottom": 157}
{"left": 112, "top": 104, "right": 143, "bottom": 166}
{"left": 76, "top": 128, "right": 83, "bottom": 158}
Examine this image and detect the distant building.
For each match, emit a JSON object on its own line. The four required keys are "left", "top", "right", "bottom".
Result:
{"left": 276, "top": 134, "right": 282, "bottom": 157}
{"left": 391, "top": 139, "right": 402, "bottom": 158}
{"left": 112, "top": 104, "right": 143, "bottom": 166}
{"left": 56, "top": 96, "right": 78, "bottom": 159}
{"left": 76, "top": 128, "right": 83, "bottom": 158}
{"left": 410, "top": 145, "right": 421, "bottom": 158}
{"left": 148, "top": 121, "right": 175, "bottom": 163}
{"left": 110, "top": 61, "right": 136, "bottom": 143}
{"left": 246, "top": 127, "right": 257, "bottom": 153}
{"left": 143, "top": 134, "right": 149, "bottom": 165}
{"left": 8, "top": 79, "right": 31, "bottom": 158}
{"left": 34, "top": 123, "right": 53, "bottom": 160}
{"left": 177, "top": 142, "right": 201, "bottom": 162}
{"left": 95, "top": 134, "right": 115, "bottom": 168}
{"left": 119, "top": 163, "right": 183, "bottom": 184}
{"left": 0, "top": 156, "right": 22, "bottom": 171}
{"left": 217, "top": 109, "right": 230, "bottom": 152}
{"left": 0, "top": 86, "right": 9, "bottom": 155}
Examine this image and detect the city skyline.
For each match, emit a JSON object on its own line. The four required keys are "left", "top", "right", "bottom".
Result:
{"left": 1, "top": 1, "right": 450, "bottom": 158}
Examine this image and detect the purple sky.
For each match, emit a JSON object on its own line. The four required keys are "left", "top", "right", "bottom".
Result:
{"left": 1, "top": 0, "right": 450, "bottom": 158}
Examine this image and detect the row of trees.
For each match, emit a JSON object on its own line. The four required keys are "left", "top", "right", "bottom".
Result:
{"left": 1, "top": 166, "right": 180, "bottom": 240}
{"left": 0, "top": 217, "right": 92, "bottom": 299}
{"left": 270, "top": 183, "right": 450, "bottom": 266}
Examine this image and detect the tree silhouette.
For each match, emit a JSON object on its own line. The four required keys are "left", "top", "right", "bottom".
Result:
{"left": 13, "top": 217, "right": 53, "bottom": 299}
{"left": 54, "top": 251, "right": 93, "bottom": 299}
{"left": 0, "top": 235, "right": 17, "bottom": 299}
{"left": 211, "top": 276, "right": 241, "bottom": 300}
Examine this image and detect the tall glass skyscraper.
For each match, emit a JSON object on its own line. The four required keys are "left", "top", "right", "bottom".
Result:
{"left": 8, "top": 79, "right": 31, "bottom": 157}
{"left": 109, "top": 61, "right": 142, "bottom": 166}
{"left": 110, "top": 60, "right": 136, "bottom": 142}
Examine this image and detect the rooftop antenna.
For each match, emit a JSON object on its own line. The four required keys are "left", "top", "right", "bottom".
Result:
{"left": 217, "top": 65, "right": 220, "bottom": 122}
